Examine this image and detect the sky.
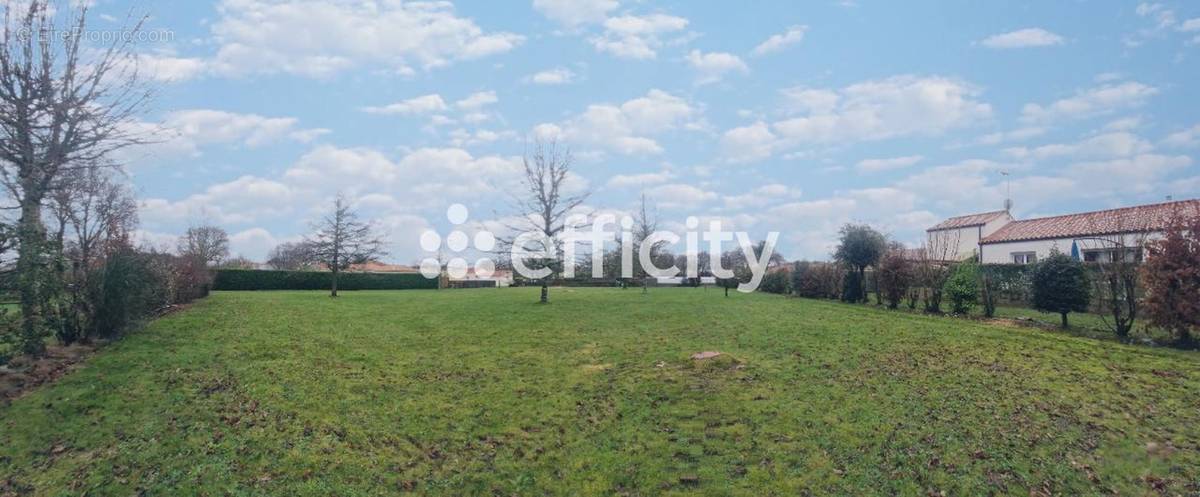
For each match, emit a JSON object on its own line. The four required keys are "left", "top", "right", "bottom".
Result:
{"left": 77, "top": 0, "right": 1200, "bottom": 263}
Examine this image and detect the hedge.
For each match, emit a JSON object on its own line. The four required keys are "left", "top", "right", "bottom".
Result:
{"left": 213, "top": 270, "right": 438, "bottom": 291}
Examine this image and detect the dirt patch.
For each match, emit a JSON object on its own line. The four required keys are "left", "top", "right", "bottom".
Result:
{"left": 0, "top": 343, "right": 100, "bottom": 405}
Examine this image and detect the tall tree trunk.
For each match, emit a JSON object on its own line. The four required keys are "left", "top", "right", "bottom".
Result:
{"left": 16, "top": 196, "right": 48, "bottom": 356}
{"left": 540, "top": 281, "right": 548, "bottom": 303}
{"left": 331, "top": 267, "right": 339, "bottom": 297}
{"left": 1060, "top": 312, "right": 1069, "bottom": 329}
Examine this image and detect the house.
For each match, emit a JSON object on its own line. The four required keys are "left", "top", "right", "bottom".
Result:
{"left": 927, "top": 199, "right": 1200, "bottom": 265}
{"left": 925, "top": 210, "right": 1014, "bottom": 262}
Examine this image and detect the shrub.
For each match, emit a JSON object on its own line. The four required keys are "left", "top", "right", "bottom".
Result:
{"left": 213, "top": 269, "right": 438, "bottom": 291}
{"left": 833, "top": 224, "right": 886, "bottom": 303}
{"left": 1032, "top": 251, "right": 1091, "bottom": 329}
{"left": 759, "top": 268, "right": 791, "bottom": 294}
{"left": 790, "top": 261, "right": 808, "bottom": 296}
{"left": 1140, "top": 213, "right": 1200, "bottom": 347}
{"left": 841, "top": 270, "right": 864, "bottom": 303}
{"left": 876, "top": 250, "right": 913, "bottom": 309}
{"left": 943, "top": 262, "right": 979, "bottom": 315}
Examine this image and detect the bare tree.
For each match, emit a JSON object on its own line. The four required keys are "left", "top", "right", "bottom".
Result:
{"left": 915, "top": 229, "right": 960, "bottom": 313}
{"left": 500, "top": 140, "right": 589, "bottom": 304}
{"left": 266, "top": 242, "right": 314, "bottom": 270}
{"left": 177, "top": 225, "right": 230, "bottom": 268}
{"left": 633, "top": 193, "right": 663, "bottom": 292}
{"left": 305, "top": 194, "right": 387, "bottom": 297}
{"left": 44, "top": 167, "right": 137, "bottom": 344}
{"left": 47, "top": 167, "right": 138, "bottom": 271}
{"left": 0, "top": 1, "right": 151, "bottom": 354}
{"left": 1080, "top": 216, "right": 1150, "bottom": 339}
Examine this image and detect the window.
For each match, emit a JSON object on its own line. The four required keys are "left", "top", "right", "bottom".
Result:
{"left": 1084, "top": 248, "right": 1143, "bottom": 263}
{"left": 1012, "top": 252, "right": 1037, "bottom": 264}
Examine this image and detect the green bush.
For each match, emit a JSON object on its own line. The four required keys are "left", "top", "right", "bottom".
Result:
{"left": 943, "top": 262, "right": 979, "bottom": 314}
{"left": 213, "top": 269, "right": 438, "bottom": 291}
{"left": 1032, "top": 251, "right": 1091, "bottom": 329}
{"left": 759, "top": 269, "right": 791, "bottom": 294}
{"left": 842, "top": 270, "right": 864, "bottom": 303}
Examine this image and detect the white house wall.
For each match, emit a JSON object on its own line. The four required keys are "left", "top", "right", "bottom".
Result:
{"left": 981, "top": 213, "right": 1014, "bottom": 238}
{"left": 980, "top": 231, "right": 1163, "bottom": 264}
{"left": 980, "top": 239, "right": 1069, "bottom": 264}
{"left": 929, "top": 227, "right": 981, "bottom": 261}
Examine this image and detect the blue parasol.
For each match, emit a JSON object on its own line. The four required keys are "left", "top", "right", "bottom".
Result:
{"left": 1070, "top": 240, "right": 1080, "bottom": 261}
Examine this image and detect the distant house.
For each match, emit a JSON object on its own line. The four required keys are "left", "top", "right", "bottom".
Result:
{"left": 925, "top": 210, "right": 1015, "bottom": 262}
{"left": 345, "top": 262, "right": 419, "bottom": 273}
{"left": 927, "top": 199, "right": 1200, "bottom": 265}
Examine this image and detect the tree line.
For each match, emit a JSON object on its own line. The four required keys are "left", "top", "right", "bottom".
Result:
{"left": 767, "top": 217, "right": 1200, "bottom": 349}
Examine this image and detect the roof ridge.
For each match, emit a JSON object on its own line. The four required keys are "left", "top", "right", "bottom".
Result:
{"left": 1008, "top": 198, "right": 1200, "bottom": 224}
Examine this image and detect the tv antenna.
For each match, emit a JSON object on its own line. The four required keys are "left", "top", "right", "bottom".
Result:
{"left": 1000, "top": 170, "right": 1012, "bottom": 212}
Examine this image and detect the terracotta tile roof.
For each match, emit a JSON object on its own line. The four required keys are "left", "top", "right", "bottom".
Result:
{"left": 927, "top": 210, "right": 1009, "bottom": 231}
{"left": 981, "top": 199, "right": 1200, "bottom": 244}
{"left": 346, "top": 262, "right": 419, "bottom": 273}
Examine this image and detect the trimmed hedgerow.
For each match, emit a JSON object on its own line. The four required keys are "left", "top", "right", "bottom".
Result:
{"left": 213, "top": 270, "right": 437, "bottom": 291}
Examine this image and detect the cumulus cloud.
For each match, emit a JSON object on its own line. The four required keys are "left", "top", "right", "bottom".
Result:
{"left": 590, "top": 13, "right": 689, "bottom": 59}
{"left": 751, "top": 25, "right": 807, "bottom": 56}
{"left": 207, "top": 0, "right": 522, "bottom": 78}
{"left": 362, "top": 94, "right": 448, "bottom": 115}
{"left": 535, "top": 89, "right": 700, "bottom": 155}
{"left": 1020, "top": 82, "right": 1158, "bottom": 124}
{"left": 646, "top": 183, "right": 718, "bottom": 209}
{"left": 1067, "top": 154, "right": 1192, "bottom": 194}
{"left": 721, "top": 75, "right": 991, "bottom": 162}
{"left": 532, "top": 0, "right": 619, "bottom": 27}
{"left": 455, "top": 91, "right": 499, "bottom": 110}
{"left": 685, "top": 50, "right": 748, "bottom": 85}
{"left": 1004, "top": 132, "right": 1153, "bottom": 160}
{"left": 527, "top": 67, "right": 576, "bottom": 85}
{"left": 856, "top": 155, "right": 924, "bottom": 173}
{"left": 607, "top": 170, "right": 674, "bottom": 188}
{"left": 1162, "top": 124, "right": 1200, "bottom": 148}
{"left": 979, "top": 28, "right": 1065, "bottom": 49}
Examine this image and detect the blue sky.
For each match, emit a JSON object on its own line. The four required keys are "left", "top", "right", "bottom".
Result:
{"left": 93, "top": 0, "right": 1200, "bottom": 262}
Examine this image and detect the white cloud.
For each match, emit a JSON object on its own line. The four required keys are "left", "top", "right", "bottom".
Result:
{"left": 141, "top": 175, "right": 297, "bottom": 226}
{"left": 751, "top": 25, "right": 807, "bottom": 56}
{"left": 1162, "top": 124, "right": 1200, "bottom": 148}
{"left": 134, "top": 52, "right": 208, "bottom": 82}
{"left": 229, "top": 227, "right": 284, "bottom": 260}
{"left": 723, "top": 75, "right": 990, "bottom": 162}
{"left": 527, "top": 67, "right": 576, "bottom": 85}
{"left": 1021, "top": 82, "right": 1158, "bottom": 124}
{"left": 607, "top": 170, "right": 674, "bottom": 188}
{"left": 723, "top": 184, "right": 800, "bottom": 209}
{"left": 685, "top": 50, "right": 748, "bottom": 85}
{"left": 590, "top": 13, "right": 688, "bottom": 60}
{"left": 208, "top": 0, "right": 522, "bottom": 78}
{"left": 1067, "top": 154, "right": 1192, "bottom": 193}
{"left": 455, "top": 91, "right": 499, "bottom": 110}
{"left": 1005, "top": 132, "right": 1153, "bottom": 160}
{"left": 980, "top": 28, "right": 1065, "bottom": 49}
{"left": 646, "top": 183, "right": 718, "bottom": 209}
{"left": 972, "top": 126, "right": 1047, "bottom": 146}
{"left": 537, "top": 89, "right": 699, "bottom": 155}
{"left": 532, "top": 0, "right": 619, "bottom": 27}
{"left": 362, "top": 94, "right": 448, "bottom": 115}
{"left": 856, "top": 155, "right": 924, "bottom": 173}
{"left": 719, "top": 121, "right": 777, "bottom": 163}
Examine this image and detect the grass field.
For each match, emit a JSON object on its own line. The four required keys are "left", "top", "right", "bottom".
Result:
{"left": 2, "top": 288, "right": 1198, "bottom": 496}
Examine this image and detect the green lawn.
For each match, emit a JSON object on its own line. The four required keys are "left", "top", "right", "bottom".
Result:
{"left": 2, "top": 289, "right": 1198, "bottom": 496}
